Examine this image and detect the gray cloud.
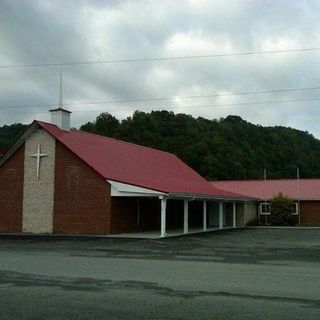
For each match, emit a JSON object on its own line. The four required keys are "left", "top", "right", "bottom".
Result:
{"left": 0, "top": 0, "right": 320, "bottom": 137}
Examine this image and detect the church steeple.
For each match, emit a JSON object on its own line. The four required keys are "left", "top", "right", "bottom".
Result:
{"left": 49, "top": 69, "right": 71, "bottom": 131}
{"left": 59, "top": 68, "right": 63, "bottom": 107}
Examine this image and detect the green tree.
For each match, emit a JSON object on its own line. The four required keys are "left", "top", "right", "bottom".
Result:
{"left": 81, "top": 113, "right": 119, "bottom": 137}
{"left": 270, "top": 193, "right": 296, "bottom": 226}
{"left": 0, "top": 123, "right": 27, "bottom": 151}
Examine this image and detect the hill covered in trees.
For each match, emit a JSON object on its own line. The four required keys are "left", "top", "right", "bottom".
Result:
{"left": 80, "top": 111, "right": 320, "bottom": 180}
{"left": 0, "top": 123, "right": 27, "bottom": 154}
{"left": 2, "top": 111, "right": 320, "bottom": 180}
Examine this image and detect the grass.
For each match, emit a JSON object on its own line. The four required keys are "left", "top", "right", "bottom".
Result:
{"left": 295, "top": 222, "right": 320, "bottom": 227}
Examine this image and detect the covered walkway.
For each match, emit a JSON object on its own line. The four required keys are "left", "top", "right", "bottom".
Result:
{"left": 109, "top": 179, "right": 255, "bottom": 238}
{"left": 159, "top": 198, "right": 238, "bottom": 237}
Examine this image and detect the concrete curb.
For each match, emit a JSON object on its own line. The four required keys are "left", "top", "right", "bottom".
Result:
{"left": 0, "top": 233, "right": 132, "bottom": 241}
{"left": 1, "top": 226, "right": 317, "bottom": 242}
{"left": 246, "top": 226, "right": 320, "bottom": 230}
{"left": 0, "top": 227, "right": 244, "bottom": 241}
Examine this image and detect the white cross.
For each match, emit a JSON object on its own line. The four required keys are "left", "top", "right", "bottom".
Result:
{"left": 30, "top": 144, "right": 48, "bottom": 181}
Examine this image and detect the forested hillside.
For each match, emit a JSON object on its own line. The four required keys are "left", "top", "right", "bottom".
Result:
{"left": 0, "top": 123, "right": 27, "bottom": 154}
{"left": 2, "top": 111, "right": 320, "bottom": 180}
{"left": 80, "top": 111, "right": 320, "bottom": 180}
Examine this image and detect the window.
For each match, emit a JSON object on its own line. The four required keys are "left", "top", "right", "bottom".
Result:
{"left": 260, "top": 202, "right": 271, "bottom": 215}
{"left": 260, "top": 202, "right": 299, "bottom": 215}
{"left": 291, "top": 202, "right": 299, "bottom": 215}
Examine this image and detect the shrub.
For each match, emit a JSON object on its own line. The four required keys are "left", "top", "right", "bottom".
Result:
{"left": 270, "top": 193, "right": 295, "bottom": 226}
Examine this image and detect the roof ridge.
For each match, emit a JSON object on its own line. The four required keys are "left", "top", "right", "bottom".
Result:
{"left": 35, "top": 120, "right": 70, "bottom": 131}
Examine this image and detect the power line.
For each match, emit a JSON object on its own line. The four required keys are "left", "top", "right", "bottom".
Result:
{"left": 74, "top": 97, "right": 320, "bottom": 112}
{"left": 1, "top": 47, "right": 320, "bottom": 69}
{"left": 1, "top": 96, "right": 320, "bottom": 114}
{"left": 1, "top": 85, "right": 320, "bottom": 109}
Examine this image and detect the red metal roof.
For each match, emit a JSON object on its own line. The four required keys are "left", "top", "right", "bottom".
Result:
{"left": 36, "top": 121, "right": 246, "bottom": 199}
{"left": 210, "top": 179, "right": 320, "bottom": 201}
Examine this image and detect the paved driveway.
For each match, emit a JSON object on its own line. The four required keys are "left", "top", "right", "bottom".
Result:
{"left": 0, "top": 228, "right": 319, "bottom": 319}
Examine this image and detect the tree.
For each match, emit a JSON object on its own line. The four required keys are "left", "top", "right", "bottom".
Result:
{"left": 80, "top": 113, "right": 120, "bottom": 137}
{"left": 270, "top": 193, "right": 296, "bottom": 226}
{"left": 0, "top": 123, "right": 27, "bottom": 150}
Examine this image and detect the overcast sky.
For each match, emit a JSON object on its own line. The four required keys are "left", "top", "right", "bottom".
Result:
{"left": 1, "top": 0, "right": 320, "bottom": 136}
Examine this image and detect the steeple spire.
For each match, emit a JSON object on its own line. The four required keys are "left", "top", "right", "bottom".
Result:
{"left": 59, "top": 68, "right": 63, "bottom": 107}
{"left": 49, "top": 69, "right": 71, "bottom": 131}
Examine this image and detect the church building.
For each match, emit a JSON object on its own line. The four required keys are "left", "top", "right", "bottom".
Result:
{"left": 0, "top": 107, "right": 256, "bottom": 237}
{"left": 0, "top": 108, "right": 256, "bottom": 237}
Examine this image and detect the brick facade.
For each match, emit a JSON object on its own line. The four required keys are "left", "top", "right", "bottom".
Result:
{"left": 0, "top": 145, "right": 24, "bottom": 232}
{"left": 53, "top": 142, "right": 111, "bottom": 234}
{"left": 301, "top": 201, "right": 320, "bottom": 223}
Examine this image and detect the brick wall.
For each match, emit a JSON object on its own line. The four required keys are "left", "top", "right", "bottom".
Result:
{"left": 53, "top": 142, "right": 111, "bottom": 234}
{"left": 0, "top": 145, "right": 24, "bottom": 232}
{"left": 301, "top": 201, "right": 320, "bottom": 223}
{"left": 111, "top": 197, "right": 160, "bottom": 233}
{"left": 110, "top": 197, "right": 138, "bottom": 233}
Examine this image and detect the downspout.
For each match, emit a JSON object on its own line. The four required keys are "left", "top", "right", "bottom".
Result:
{"left": 297, "top": 167, "right": 301, "bottom": 224}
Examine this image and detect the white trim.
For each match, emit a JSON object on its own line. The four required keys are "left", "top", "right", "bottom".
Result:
{"left": 233, "top": 201, "right": 236, "bottom": 228}
{"left": 259, "top": 202, "right": 271, "bottom": 215}
{"left": 203, "top": 201, "right": 207, "bottom": 231}
{"left": 184, "top": 200, "right": 189, "bottom": 234}
{"left": 291, "top": 202, "right": 299, "bottom": 215}
{"left": 219, "top": 201, "right": 223, "bottom": 229}
{"left": 160, "top": 198, "right": 167, "bottom": 238}
{"left": 108, "top": 180, "right": 166, "bottom": 197}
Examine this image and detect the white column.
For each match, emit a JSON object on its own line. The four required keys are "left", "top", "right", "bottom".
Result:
{"left": 233, "top": 201, "right": 236, "bottom": 228}
{"left": 203, "top": 200, "right": 207, "bottom": 231}
{"left": 160, "top": 198, "right": 167, "bottom": 238}
{"left": 219, "top": 201, "right": 223, "bottom": 229}
{"left": 184, "top": 200, "right": 189, "bottom": 234}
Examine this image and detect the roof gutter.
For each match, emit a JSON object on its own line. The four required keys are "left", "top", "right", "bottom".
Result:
{"left": 166, "top": 192, "right": 256, "bottom": 202}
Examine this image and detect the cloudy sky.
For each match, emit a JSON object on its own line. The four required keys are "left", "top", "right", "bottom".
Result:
{"left": 1, "top": 0, "right": 320, "bottom": 136}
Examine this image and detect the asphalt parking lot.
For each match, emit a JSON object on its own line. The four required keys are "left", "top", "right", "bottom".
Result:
{"left": 0, "top": 228, "right": 319, "bottom": 320}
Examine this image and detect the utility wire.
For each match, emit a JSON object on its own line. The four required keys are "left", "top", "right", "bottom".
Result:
{"left": 1, "top": 85, "right": 320, "bottom": 109}
{"left": 1, "top": 47, "right": 320, "bottom": 69}
{"left": 1, "top": 96, "right": 320, "bottom": 114}
{"left": 73, "top": 97, "right": 320, "bottom": 112}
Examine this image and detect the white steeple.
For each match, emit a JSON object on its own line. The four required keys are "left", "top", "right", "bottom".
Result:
{"left": 49, "top": 69, "right": 71, "bottom": 131}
